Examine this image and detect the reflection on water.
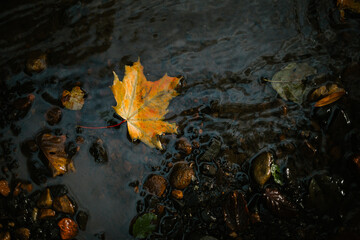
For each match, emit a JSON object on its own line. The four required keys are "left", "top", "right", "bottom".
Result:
{"left": 1, "top": 0, "right": 360, "bottom": 239}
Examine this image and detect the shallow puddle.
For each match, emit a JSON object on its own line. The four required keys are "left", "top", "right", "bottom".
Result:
{"left": 1, "top": 0, "right": 360, "bottom": 239}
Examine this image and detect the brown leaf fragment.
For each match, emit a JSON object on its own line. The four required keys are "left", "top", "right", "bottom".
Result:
{"left": 314, "top": 90, "right": 346, "bottom": 107}
{"left": 263, "top": 188, "right": 298, "bottom": 218}
{"left": 61, "top": 86, "right": 85, "bottom": 110}
{"left": 58, "top": 218, "right": 78, "bottom": 240}
{"left": 223, "top": 190, "right": 250, "bottom": 232}
{"left": 39, "top": 133, "right": 74, "bottom": 177}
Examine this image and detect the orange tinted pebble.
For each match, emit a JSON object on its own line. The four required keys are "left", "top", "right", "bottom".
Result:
{"left": 58, "top": 218, "right": 78, "bottom": 240}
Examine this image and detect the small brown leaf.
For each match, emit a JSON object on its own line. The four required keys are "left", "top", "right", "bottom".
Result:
{"left": 263, "top": 188, "right": 298, "bottom": 218}
{"left": 223, "top": 190, "right": 250, "bottom": 232}
{"left": 61, "top": 86, "right": 85, "bottom": 110}
{"left": 39, "top": 133, "right": 74, "bottom": 177}
{"left": 314, "top": 90, "right": 345, "bottom": 107}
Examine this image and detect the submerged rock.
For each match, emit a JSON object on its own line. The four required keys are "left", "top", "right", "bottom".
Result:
{"left": 9, "top": 94, "right": 35, "bottom": 121}
{"left": 250, "top": 151, "right": 273, "bottom": 187}
{"left": 0, "top": 179, "right": 10, "bottom": 197}
{"left": 37, "top": 188, "right": 53, "bottom": 208}
{"left": 201, "top": 163, "right": 217, "bottom": 177}
{"left": 199, "top": 138, "right": 221, "bottom": 162}
{"left": 58, "top": 218, "right": 78, "bottom": 240}
{"left": 13, "top": 181, "right": 33, "bottom": 197}
{"left": 171, "top": 189, "right": 184, "bottom": 199}
{"left": 89, "top": 138, "right": 108, "bottom": 164}
{"left": 46, "top": 107, "right": 62, "bottom": 125}
{"left": 0, "top": 232, "right": 10, "bottom": 240}
{"left": 308, "top": 175, "right": 344, "bottom": 214}
{"left": 176, "top": 137, "right": 192, "bottom": 155}
{"left": 169, "top": 162, "right": 195, "bottom": 189}
{"left": 76, "top": 211, "right": 89, "bottom": 231}
{"left": 53, "top": 195, "right": 75, "bottom": 215}
{"left": 143, "top": 175, "right": 168, "bottom": 197}
{"left": 13, "top": 94, "right": 35, "bottom": 111}
{"left": 14, "top": 227, "right": 30, "bottom": 240}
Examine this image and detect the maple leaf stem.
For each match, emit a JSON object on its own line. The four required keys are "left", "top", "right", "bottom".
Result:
{"left": 77, "top": 119, "right": 127, "bottom": 129}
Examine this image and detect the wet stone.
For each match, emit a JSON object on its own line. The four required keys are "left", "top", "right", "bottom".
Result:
{"left": 171, "top": 189, "right": 184, "bottom": 199}
{"left": 13, "top": 94, "right": 35, "bottom": 111}
{"left": 250, "top": 151, "right": 273, "bottom": 187}
{"left": 94, "top": 231, "right": 105, "bottom": 240}
{"left": 0, "top": 232, "right": 10, "bottom": 240}
{"left": 169, "top": 162, "right": 195, "bottom": 189}
{"left": 13, "top": 181, "right": 33, "bottom": 197}
{"left": 200, "top": 236, "right": 218, "bottom": 240}
{"left": 0, "top": 179, "right": 10, "bottom": 197}
{"left": 201, "top": 163, "right": 217, "bottom": 177}
{"left": 37, "top": 188, "right": 53, "bottom": 208}
{"left": 31, "top": 208, "right": 38, "bottom": 221}
{"left": 26, "top": 140, "right": 38, "bottom": 152}
{"left": 143, "top": 175, "right": 168, "bottom": 197}
{"left": 58, "top": 218, "right": 78, "bottom": 240}
{"left": 89, "top": 138, "right": 108, "bottom": 164}
{"left": 175, "top": 137, "right": 192, "bottom": 155}
{"left": 201, "top": 209, "right": 217, "bottom": 223}
{"left": 53, "top": 195, "right": 75, "bottom": 215}
{"left": 199, "top": 138, "right": 221, "bottom": 162}
{"left": 49, "top": 185, "right": 68, "bottom": 198}
{"left": 46, "top": 107, "right": 62, "bottom": 125}
{"left": 38, "top": 208, "right": 56, "bottom": 219}
{"left": 76, "top": 210, "right": 89, "bottom": 231}
{"left": 14, "top": 227, "right": 30, "bottom": 240}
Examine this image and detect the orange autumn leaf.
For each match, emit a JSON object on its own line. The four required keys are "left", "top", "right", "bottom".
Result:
{"left": 314, "top": 90, "right": 346, "bottom": 107}
{"left": 111, "top": 60, "right": 180, "bottom": 149}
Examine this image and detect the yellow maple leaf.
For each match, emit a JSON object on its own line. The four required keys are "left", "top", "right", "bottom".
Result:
{"left": 111, "top": 60, "right": 180, "bottom": 149}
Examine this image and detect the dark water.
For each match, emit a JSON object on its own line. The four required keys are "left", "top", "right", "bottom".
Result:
{"left": 1, "top": 0, "right": 360, "bottom": 239}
